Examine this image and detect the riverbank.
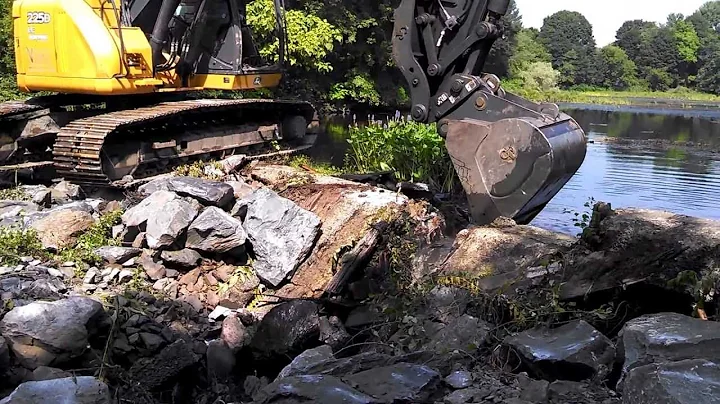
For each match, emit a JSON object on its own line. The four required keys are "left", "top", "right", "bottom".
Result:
{"left": 0, "top": 160, "right": 718, "bottom": 403}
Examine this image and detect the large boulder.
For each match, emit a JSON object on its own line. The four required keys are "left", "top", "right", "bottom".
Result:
{"left": 185, "top": 206, "right": 246, "bottom": 254}
{"left": 0, "top": 297, "right": 106, "bottom": 369}
{"left": 618, "top": 312, "right": 720, "bottom": 381}
{"left": 423, "top": 314, "right": 491, "bottom": 355}
{"left": 145, "top": 196, "right": 200, "bottom": 249}
{"left": 122, "top": 190, "right": 178, "bottom": 228}
{"left": 0, "top": 200, "right": 39, "bottom": 220}
{"left": 343, "top": 363, "right": 442, "bottom": 403}
{"left": 30, "top": 210, "right": 95, "bottom": 250}
{"left": 503, "top": 320, "right": 616, "bottom": 382}
{"left": 623, "top": 359, "right": 720, "bottom": 404}
{"left": 160, "top": 248, "right": 202, "bottom": 269}
{"left": 277, "top": 345, "right": 335, "bottom": 379}
{"left": 234, "top": 187, "right": 321, "bottom": 287}
{"left": 253, "top": 375, "right": 376, "bottom": 404}
{"left": 139, "top": 176, "right": 235, "bottom": 208}
{"left": 249, "top": 300, "right": 320, "bottom": 360}
{"left": 0, "top": 376, "right": 111, "bottom": 404}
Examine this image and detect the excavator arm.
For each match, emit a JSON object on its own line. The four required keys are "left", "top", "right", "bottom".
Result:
{"left": 392, "top": 0, "right": 587, "bottom": 225}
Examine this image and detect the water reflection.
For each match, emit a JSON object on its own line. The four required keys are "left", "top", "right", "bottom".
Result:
{"left": 310, "top": 106, "right": 720, "bottom": 235}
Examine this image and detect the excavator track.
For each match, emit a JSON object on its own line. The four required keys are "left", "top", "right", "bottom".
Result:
{"left": 51, "top": 98, "right": 316, "bottom": 187}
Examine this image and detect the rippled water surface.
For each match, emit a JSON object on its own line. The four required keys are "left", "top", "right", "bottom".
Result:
{"left": 312, "top": 104, "right": 720, "bottom": 235}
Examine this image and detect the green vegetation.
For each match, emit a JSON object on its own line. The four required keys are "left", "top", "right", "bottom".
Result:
{"left": 0, "top": 226, "right": 46, "bottom": 266}
{"left": 56, "top": 209, "right": 123, "bottom": 271}
{"left": 287, "top": 155, "right": 342, "bottom": 175}
{"left": 344, "top": 118, "right": 457, "bottom": 193}
{"left": 0, "top": 187, "right": 31, "bottom": 201}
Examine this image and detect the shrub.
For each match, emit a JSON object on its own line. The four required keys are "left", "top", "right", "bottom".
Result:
{"left": 0, "top": 226, "right": 46, "bottom": 266}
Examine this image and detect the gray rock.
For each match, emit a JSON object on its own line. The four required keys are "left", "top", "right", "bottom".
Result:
{"left": 253, "top": 375, "right": 375, "bottom": 404}
{"left": 185, "top": 207, "right": 247, "bottom": 253}
{"left": 93, "top": 246, "right": 141, "bottom": 264}
{"left": 46, "top": 267, "right": 63, "bottom": 278}
{"left": 424, "top": 314, "right": 491, "bottom": 354}
{"left": 517, "top": 373, "right": 549, "bottom": 403}
{"left": 343, "top": 362, "right": 441, "bottom": 403}
{"left": 319, "top": 316, "right": 350, "bottom": 350}
{"left": 503, "top": 319, "right": 615, "bottom": 382}
{"left": 0, "top": 297, "right": 105, "bottom": 369}
{"left": 250, "top": 300, "right": 320, "bottom": 360}
{"left": 31, "top": 366, "right": 71, "bottom": 381}
{"left": 145, "top": 196, "right": 200, "bottom": 249}
{"left": 117, "top": 269, "right": 133, "bottom": 283}
{"left": 226, "top": 179, "right": 255, "bottom": 200}
{"left": 547, "top": 380, "right": 619, "bottom": 404}
{"left": 83, "top": 268, "right": 99, "bottom": 284}
{"left": 22, "top": 201, "right": 94, "bottom": 227}
{"left": 122, "top": 190, "right": 179, "bottom": 228}
{"left": 445, "top": 371, "right": 473, "bottom": 389}
{"left": 443, "top": 388, "right": 483, "bottom": 404}
{"left": 139, "top": 176, "right": 235, "bottom": 207}
{"left": 235, "top": 187, "right": 321, "bottom": 287}
{"left": 160, "top": 249, "right": 202, "bottom": 269}
{"left": 0, "top": 200, "right": 38, "bottom": 220}
{"left": 128, "top": 340, "right": 200, "bottom": 390}
{"left": 623, "top": 359, "right": 720, "bottom": 404}
{"left": 221, "top": 314, "right": 249, "bottom": 352}
{"left": 139, "top": 254, "right": 166, "bottom": 281}
{"left": 207, "top": 339, "right": 236, "bottom": 381}
{"left": 619, "top": 312, "right": 720, "bottom": 382}
{"left": 0, "top": 376, "right": 110, "bottom": 404}
{"left": 426, "top": 286, "right": 471, "bottom": 323}
{"left": 52, "top": 180, "right": 84, "bottom": 201}
{"left": 219, "top": 155, "right": 247, "bottom": 174}
{"left": 31, "top": 190, "right": 51, "bottom": 208}
{"left": 139, "top": 332, "right": 165, "bottom": 352}
{"left": 278, "top": 345, "right": 335, "bottom": 379}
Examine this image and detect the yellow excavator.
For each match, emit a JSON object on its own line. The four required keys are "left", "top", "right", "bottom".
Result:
{"left": 0, "top": 0, "right": 587, "bottom": 225}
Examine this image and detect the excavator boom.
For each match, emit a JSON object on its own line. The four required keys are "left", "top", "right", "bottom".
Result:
{"left": 391, "top": 0, "right": 587, "bottom": 224}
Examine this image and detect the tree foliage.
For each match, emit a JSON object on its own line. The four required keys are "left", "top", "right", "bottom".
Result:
{"left": 599, "top": 46, "right": 638, "bottom": 90}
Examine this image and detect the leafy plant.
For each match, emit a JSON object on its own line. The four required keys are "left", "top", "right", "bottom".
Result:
{"left": 56, "top": 209, "right": 123, "bottom": 268}
{"left": 287, "top": 155, "right": 342, "bottom": 175}
{"left": 173, "top": 160, "right": 224, "bottom": 180}
{"left": 0, "top": 187, "right": 30, "bottom": 201}
{"left": 0, "top": 226, "right": 46, "bottom": 266}
{"left": 344, "top": 117, "right": 458, "bottom": 193}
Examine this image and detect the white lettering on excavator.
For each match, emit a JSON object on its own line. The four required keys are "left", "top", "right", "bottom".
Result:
{"left": 27, "top": 12, "right": 51, "bottom": 24}
{"left": 437, "top": 93, "right": 448, "bottom": 106}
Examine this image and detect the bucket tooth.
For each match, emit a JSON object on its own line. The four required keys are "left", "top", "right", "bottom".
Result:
{"left": 445, "top": 114, "right": 587, "bottom": 225}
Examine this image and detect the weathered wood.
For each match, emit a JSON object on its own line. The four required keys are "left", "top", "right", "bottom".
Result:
{"left": 325, "top": 222, "right": 389, "bottom": 295}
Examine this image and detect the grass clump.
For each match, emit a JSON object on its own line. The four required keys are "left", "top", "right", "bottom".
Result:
{"left": 0, "top": 187, "right": 30, "bottom": 201}
{"left": 174, "top": 160, "right": 224, "bottom": 180}
{"left": 344, "top": 118, "right": 458, "bottom": 193}
{"left": 0, "top": 226, "right": 46, "bottom": 266}
{"left": 56, "top": 209, "right": 124, "bottom": 270}
{"left": 287, "top": 155, "right": 343, "bottom": 175}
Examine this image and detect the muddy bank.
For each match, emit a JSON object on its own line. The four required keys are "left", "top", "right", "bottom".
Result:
{"left": 0, "top": 160, "right": 717, "bottom": 404}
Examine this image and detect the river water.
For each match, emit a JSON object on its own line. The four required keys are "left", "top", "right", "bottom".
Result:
{"left": 310, "top": 104, "right": 720, "bottom": 235}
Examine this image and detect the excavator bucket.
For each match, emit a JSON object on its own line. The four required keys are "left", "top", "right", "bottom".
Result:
{"left": 444, "top": 109, "right": 587, "bottom": 226}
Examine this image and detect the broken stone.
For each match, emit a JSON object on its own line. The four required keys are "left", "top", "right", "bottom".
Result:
{"left": 160, "top": 249, "right": 202, "bottom": 269}
{"left": 445, "top": 371, "right": 473, "bottom": 389}
{"left": 503, "top": 320, "right": 615, "bottom": 382}
{"left": 139, "top": 176, "right": 235, "bottom": 208}
{"left": 250, "top": 300, "right": 320, "bottom": 360}
{"left": 0, "top": 297, "right": 105, "bottom": 369}
{"left": 117, "top": 269, "right": 133, "bottom": 283}
{"left": 145, "top": 196, "right": 200, "bottom": 249}
{"left": 226, "top": 179, "right": 256, "bottom": 200}
{"left": 94, "top": 246, "right": 141, "bottom": 264}
{"left": 221, "top": 314, "right": 249, "bottom": 352}
{"left": 185, "top": 206, "right": 247, "bottom": 254}
{"left": 443, "top": 388, "right": 484, "bottom": 404}
{"left": 218, "top": 269, "right": 260, "bottom": 308}
{"left": 254, "top": 375, "right": 375, "bottom": 404}
{"left": 425, "top": 286, "right": 471, "bottom": 324}
{"left": 31, "top": 366, "right": 72, "bottom": 381}
{"left": 31, "top": 190, "right": 51, "bottom": 208}
{"left": 623, "top": 359, "right": 720, "bottom": 404}
{"left": 83, "top": 268, "right": 99, "bottom": 284}
{"left": 0, "top": 376, "right": 110, "bottom": 404}
{"left": 179, "top": 268, "right": 201, "bottom": 287}
{"left": 52, "top": 180, "right": 84, "bottom": 201}
{"left": 219, "top": 155, "right": 247, "bottom": 174}
{"left": 209, "top": 305, "right": 233, "bottom": 321}
{"left": 30, "top": 210, "right": 95, "bottom": 251}
{"left": 0, "top": 200, "right": 38, "bottom": 221}
{"left": 139, "top": 332, "right": 165, "bottom": 352}
{"left": 319, "top": 316, "right": 350, "bottom": 351}
{"left": 122, "top": 190, "right": 178, "bottom": 228}
{"left": 234, "top": 187, "right": 321, "bottom": 287}
{"left": 278, "top": 345, "right": 335, "bottom": 379}
{"left": 424, "top": 314, "right": 491, "bottom": 354}
{"left": 343, "top": 362, "right": 441, "bottom": 403}
{"left": 618, "top": 312, "right": 720, "bottom": 382}
{"left": 128, "top": 340, "right": 200, "bottom": 390}
{"left": 517, "top": 373, "right": 549, "bottom": 403}
{"left": 140, "top": 254, "right": 166, "bottom": 281}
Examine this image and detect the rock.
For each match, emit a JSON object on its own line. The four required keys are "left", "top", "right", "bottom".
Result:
{"left": 140, "top": 254, "right": 166, "bottom": 281}
{"left": 139, "top": 332, "right": 165, "bottom": 352}
{"left": 93, "top": 246, "right": 141, "bottom": 264}
{"left": 503, "top": 320, "right": 615, "bottom": 382}
{"left": 517, "top": 373, "right": 549, "bottom": 403}
{"left": 226, "top": 179, "right": 256, "bottom": 200}
{"left": 30, "top": 210, "right": 95, "bottom": 250}
{"left": 319, "top": 316, "right": 350, "bottom": 350}
{"left": 139, "top": 176, "right": 235, "bottom": 208}
{"left": 185, "top": 206, "right": 247, "bottom": 254}
{"left": 253, "top": 375, "right": 376, "bottom": 404}
{"left": 179, "top": 267, "right": 201, "bottom": 287}
{"left": 618, "top": 312, "right": 720, "bottom": 381}
{"left": 445, "top": 371, "right": 473, "bottom": 389}
{"left": 83, "top": 268, "right": 99, "bottom": 284}
{"left": 31, "top": 190, "right": 51, "bottom": 207}
{"left": 52, "top": 180, "right": 83, "bottom": 201}
{"left": 0, "top": 297, "right": 105, "bottom": 369}
{"left": 145, "top": 196, "right": 200, "bottom": 249}
{"left": 221, "top": 314, "right": 249, "bottom": 352}
{"left": 122, "top": 190, "right": 178, "bottom": 227}
{"left": 235, "top": 187, "right": 321, "bottom": 287}
{"left": 217, "top": 269, "right": 260, "bottom": 308}
{"left": 206, "top": 339, "right": 235, "bottom": 381}
{"left": 443, "top": 388, "right": 484, "bottom": 404}
{"left": 128, "top": 340, "right": 200, "bottom": 390}
{"left": 209, "top": 305, "right": 233, "bottom": 321}
{"left": 219, "top": 155, "right": 247, "bottom": 174}
{"left": 547, "top": 380, "right": 619, "bottom": 404}
{"left": 0, "top": 336, "right": 8, "bottom": 371}
{"left": 425, "top": 286, "right": 471, "bottom": 324}
{"left": 249, "top": 300, "right": 320, "bottom": 359}
{"left": 32, "top": 366, "right": 71, "bottom": 381}
{"left": 117, "top": 269, "right": 133, "bottom": 283}
{"left": 344, "top": 362, "right": 441, "bottom": 403}
{"left": 424, "top": 314, "right": 491, "bottom": 354}
{"left": 623, "top": 359, "right": 720, "bottom": 404}
{"left": 561, "top": 207, "right": 720, "bottom": 300}
{"left": 278, "top": 345, "right": 335, "bottom": 379}
{"left": 160, "top": 249, "right": 202, "bottom": 269}
{"left": 0, "top": 376, "right": 110, "bottom": 404}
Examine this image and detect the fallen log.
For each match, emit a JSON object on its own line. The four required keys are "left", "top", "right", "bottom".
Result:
{"left": 325, "top": 221, "right": 389, "bottom": 295}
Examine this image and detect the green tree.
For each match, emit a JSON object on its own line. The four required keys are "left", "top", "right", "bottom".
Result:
{"left": 615, "top": 20, "right": 657, "bottom": 62}
{"left": 599, "top": 45, "right": 638, "bottom": 90}
{"left": 518, "top": 61, "right": 560, "bottom": 91}
{"left": 539, "top": 10, "right": 598, "bottom": 87}
{"left": 696, "top": 44, "right": 720, "bottom": 92}
{"left": 484, "top": 0, "right": 522, "bottom": 77}
{"left": 508, "top": 28, "right": 552, "bottom": 76}
{"left": 672, "top": 20, "right": 701, "bottom": 63}
{"left": 1, "top": 0, "right": 14, "bottom": 75}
